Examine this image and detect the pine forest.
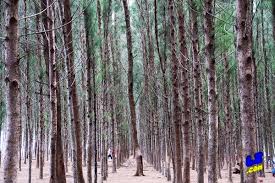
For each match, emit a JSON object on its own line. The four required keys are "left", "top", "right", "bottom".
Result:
{"left": 0, "top": 0, "right": 275, "bottom": 183}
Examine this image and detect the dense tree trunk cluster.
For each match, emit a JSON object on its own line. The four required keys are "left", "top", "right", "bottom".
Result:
{"left": 0, "top": 0, "right": 274, "bottom": 183}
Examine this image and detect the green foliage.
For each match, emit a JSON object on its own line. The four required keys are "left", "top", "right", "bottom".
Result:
{"left": 215, "top": 1, "right": 234, "bottom": 53}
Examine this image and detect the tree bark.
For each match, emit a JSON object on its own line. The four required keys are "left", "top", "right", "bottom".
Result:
{"left": 63, "top": 0, "right": 85, "bottom": 182}
{"left": 48, "top": 0, "right": 57, "bottom": 182}
{"left": 177, "top": 1, "right": 191, "bottom": 182}
{"left": 39, "top": 45, "right": 45, "bottom": 179}
{"left": 223, "top": 54, "right": 233, "bottom": 183}
{"left": 261, "top": 9, "right": 274, "bottom": 168}
{"left": 189, "top": 0, "right": 204, "bottom": 182}
{"left": 236, "top": 0, "right": 257, "bottom": 182}
{"left": 122, "top": 0, "right": 144, "bottom": 176}
{"left": 168, "top": 0, "right": 182, "bottom": 182}
{"left": 23, "top": 1, "right": 33, "bottom": 182}
{"left": 40, "top": 0, "right": 49, "bottom": 179}
{"left": 84, "top": 5, "right": 94, "bottom": 182}
{"left": 34, "top": 2, "right": 44, "bottom": 179}
{"left": 56, "top": 68, "right": 66, "bottom": 183}
{"left": 3, "top": 0, "right": 20, "bottom": 182}
{"left": 204, "top": 0, "right": 218, "bottom": 182}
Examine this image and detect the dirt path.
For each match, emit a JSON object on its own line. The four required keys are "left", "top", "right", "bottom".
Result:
{"left": 0, "top": 157, "right": 274, "bottom": 182}
{"left": 105, "top": 158, "right": 167, "bottom": 183}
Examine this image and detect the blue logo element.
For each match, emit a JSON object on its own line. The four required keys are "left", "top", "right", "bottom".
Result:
{"left": 245, "top": 151, "right": 263, "bottom": 167}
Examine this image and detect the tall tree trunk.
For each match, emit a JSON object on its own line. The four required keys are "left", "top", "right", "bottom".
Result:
{"left": 122, "top": 0, "right": 144, "bottom": 176}
{"left": 3, "top": 0, "right": 20, "bottom": 182}
{"left": 112, "top": 12, "right": 123, "bottom": 169}
{"left": 39, "top": 48, "right": 44, "bottom": 179}
{"left": 189, "top": 0, "right": 204, "bottom": 182}
{"left": 34, "top": 3, "right": 44, "bottom": 179}
{"left": 48, "top": 0, "right": 57, "bottom": 182}
{"left": 84, "top": 5, "right": 94, "bottom": 182}
{"left": 261, "top": 9, "right": 274, "bottom": 168}
{"left": 110, "top": 92, "right": 117, "bottom": 173}
{"left": 177, "top": 1, "right": 191, "bottom": 182}
{"left": 236, "top": 0, "right": 257, "bottom": 182}
{"left": 168, "top": 0, "right": 182, "bottom": 182}
{"left": 204, "top": 0, "right": 217, "bottom": 182}
{"left": 56, "top": 69, "right": 66, "bottom": 183}
{"left": 93, "top": 43, "right": 98, "bottom": 183}
{"left": 23, "top": 1, "right": 33, "bottom": 182}
{"left": 19, "top": 78, "right": 23, "bottom": 172}
{"left": 110, "top": 35, "right": 117, "bottom": 172}
{"left": 223, "top": 54, "right": 233, "bottom": 183}
{"left": 40, "top": 0, "right": 49, "bottom": 178}
{"left": 82, "top": 70, "right": 87, "bottom": 168}
{"left": 101, "top": 0, "right": 112, "bottom": 180}
{"left": 63, "top": 0, "right": 85, "bottom": 182}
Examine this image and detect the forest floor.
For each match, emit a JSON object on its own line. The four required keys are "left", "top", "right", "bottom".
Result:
{"left": 0, "top": 156, "right": 274, "bottom": 183}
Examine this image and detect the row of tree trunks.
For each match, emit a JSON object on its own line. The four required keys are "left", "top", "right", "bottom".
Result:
{"left": 261, "top": 7, "right": 274, "bottom": 169}
{"left": 122, "top": 0, "right": 144, "bottom": 176}
{"left": 2, "top": 0, "right": 275, "bottom": 183}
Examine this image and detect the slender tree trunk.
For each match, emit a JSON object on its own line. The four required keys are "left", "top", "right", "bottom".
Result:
{"left": 84, "top": 5, "right": 94, "bottom": 182}
{"left": 261, "top": 9, "right": 274, "bottom": 168}
{"left": 168, "top": 0, "right": 182, "bottom": 182}
{"left": 40, "top": 0, "right": 49, "bottom": 178}
{"left": 24, "top": 118, "right": 28, "bottom": 164}
{"left": 101, "top": 0, "right": 112, "bottom": 180}
{"left": 48, "top": 0, "right": 57, "bottom": 182}
{"left": 63, "top": 72, "right": 69, "bottom": 174}
{"left": 204, "top": 0, "right": 218, "bottom": 182}
{"left": 177, "top": 1, "right": 191, "bottom": 182}
{"left": 63, "top": 0, "right": 85, "bottom": 182}
{"left": 113, "top": 12, "right": 123, "bottom": 169}
{"left": 93, "top": 46, "right": 98, "bottom": 183}
{"left": 189, "top": 0, "right": 204, "bottom": 182}
{"left": 3, "top": 0, "right": 20, "bottom": 182}
{"left": 56, "top": 69, "right": 66, "bottom": 183}
{"left": 111, "top": 93, "right": 117, "bottom": 173}
{"left": 236, "top": 0, "right": 257, "bottom": 182}
{"left": 23, "top": 1, "right": 33, "bottom": 182}
{"left": 39, "top": 48, "right": 44, "bottom": 179}
{"left": 35, "top": 3, "right": 44, "bottom": 179}
{"left": 82, "top": 70, "right": 87, "bottom": 168}
{"left": 223, "top": 54, "right": 233, "bottom": 183}
{"left": 122, "top": 0, "right": 144, "bottom": 176}
{"left": 19, "top": 81, "right": 22, "bottom": 172}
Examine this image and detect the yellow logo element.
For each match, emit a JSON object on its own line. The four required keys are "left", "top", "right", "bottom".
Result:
{"left": 246, "top": 164, "right": 263, "bottom": 174}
